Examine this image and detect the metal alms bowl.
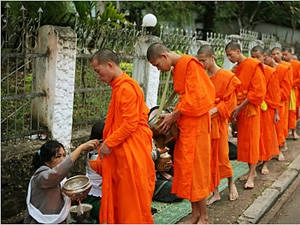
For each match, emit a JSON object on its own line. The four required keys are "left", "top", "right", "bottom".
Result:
{"left": 69, "top": 203, "right": 93, "bottom": 222}
{"left": 62, "top": 175, "right": 92, "bottom": 200}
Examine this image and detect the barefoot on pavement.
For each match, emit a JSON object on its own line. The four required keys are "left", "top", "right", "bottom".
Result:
{"left": 261, "top": 165, "right": 269, "bottom": 175}
{"left": 244, "top": 179, "right": 254, "bottom": 189}
{"left": 239, "top": 171, "right": 257, "bottom": 181}
{"left": 228, "top": 183, "right": 239, "bottom": 201}
{"left": 206, "top": 194, "right": 221, "bottom": 205}
{"left": 179, "top": 215, "right": 199, "bottom": 224}
{"left": 278, "top": 151, "right": 285, "bottom": 161}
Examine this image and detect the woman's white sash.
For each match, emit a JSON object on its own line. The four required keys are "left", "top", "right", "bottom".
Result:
{"left": 26, "top": 177, "right": 71, "bottom": 224}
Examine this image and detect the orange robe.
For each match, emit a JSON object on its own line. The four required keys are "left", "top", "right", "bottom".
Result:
{"left": 289, "top": 60, "right": 300, "bottom": 122}
{"left": 89, "top": 157, "right": 102, "bottom": 176}
{"left": 281, "top": 61, "right": 296, "bottom": 130}
{"left": 99, "top": 72, "right": 155, "bottom": 224}
{"left": 259, "top": 65, "right": 281, "bottom": 161}
{"left": 275, "top": 64, "right": 292, "bottom": 146}
{"left": 172, "top": 55, "right": 215, "bottom": 202}
{"left": 210, "top": 69, "right": 241, "bottom": 191}
{"left": 234, "top": 58, "right": 266, "bottom": 164}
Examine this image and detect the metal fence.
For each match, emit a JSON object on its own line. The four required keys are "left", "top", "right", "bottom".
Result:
{"left": 1, "top": 3, "right": 47, "bottom": 142}
{"left": 1, "top": 3, "right": 281, "bottom": 141}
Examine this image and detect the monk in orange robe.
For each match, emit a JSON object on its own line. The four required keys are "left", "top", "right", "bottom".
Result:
{"left": 197, "top": 44, "right": 240, "bottom": 205}
{"left": 225, "top": 41, "right": 266, "bottom": 189}
{"left": 264, "top": 49, "right": 292, "bottom": 161}
{"left": 272, "top": 47, "right": 294, "bottom": 142}
{"left": 282, "top": 47, "right": 300, "bottom": 138}
{"left": 91, "top": 49, "right": 155, "bottom": 224}
{"left": 147, "top": 43, "right": 215, "bottom": 224}
{"left": 251, "top": 46, "right": 281, "bottom": 174}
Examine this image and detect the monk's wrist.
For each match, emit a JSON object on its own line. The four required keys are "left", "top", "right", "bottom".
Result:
{"left": 171, "top": 110, "right": 180, "bottom": 121}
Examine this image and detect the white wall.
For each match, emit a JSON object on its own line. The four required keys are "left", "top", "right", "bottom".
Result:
{"left": 254, "top": 23, "right": 300, "bottom": 45}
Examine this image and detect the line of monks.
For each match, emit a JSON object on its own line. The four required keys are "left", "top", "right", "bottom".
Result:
{"left": 196, "top": 42, "right": 300, "bottom": 211}
{"left": 88, "top": 44, "right": 299, "bottom": 224}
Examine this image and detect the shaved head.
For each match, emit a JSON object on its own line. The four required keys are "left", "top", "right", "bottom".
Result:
{"left": 264, "top": 49, "right": 272, "bottom": 56}
{"left": 271, "top": 46, "right": 281, "bottom": 53}
{"left": 225, "top": 41, "right": 241, "bottom": 51}
{"left": 146, "top": 42, "right": 170, "bottom": 61}
{"left": 92, "top": 48, "right": 120, "bottom": 65}
{"left": 251, "top": 45, "right": 264, "bottom": 54}
{"left": 282, "top": 47, "right": 293, "bottom": 53}
{"left": 197, "top": 44, "right": 214, "bottom": 57}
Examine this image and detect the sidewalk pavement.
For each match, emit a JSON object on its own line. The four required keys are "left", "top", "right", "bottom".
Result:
{"left": 237, "top": 140, "right": 300, "bottom": 224}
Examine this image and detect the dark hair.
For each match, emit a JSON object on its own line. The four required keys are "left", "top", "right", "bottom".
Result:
{"left": 271, "top": 46, "right": 281, "bottom": 53}
{"left": 32, "top": 140, "right": 65, "bottom": 171}
{"left": 251, "top": 45, "right": 264, "bottom": 54}
{"left": 282, "top": 47, "right": 293, "bottom": 53}
{"left": 197, "top": 44, "right": 214, "bottom": 57}
{"left": 264, "top": 48, "right": 272, "bottom": 56}
{"left": 225, "top": 40, "right": 241, "bottom": 51}
{"left": 90, "top": 120, "right": 105, "bottom": 140}
{"left": 146, "top": 42, "right": 169, "bottom": 61}
{"left": 92, "top": 48, "right": 120, "bottom": 66}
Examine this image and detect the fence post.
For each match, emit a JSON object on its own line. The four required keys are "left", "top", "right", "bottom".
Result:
{"left": 33, "top": 25, "right": 77, "bottom": 149}
{"left": 132, "top": 35, "right": 162, "bottom": 109}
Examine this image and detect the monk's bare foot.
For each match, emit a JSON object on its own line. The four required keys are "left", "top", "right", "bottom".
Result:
{"left": 261, "top": 165, "right": 269, "bottom": 175}
{"left": 280, "top": 143, "right": 288, "bottom": 152}
{"left": 244, "top": 180, "right": 254, "bottom": 189}
{"left": 239, "top": 171, "right": 257, "bottom": 181}
{"left": 228, "top": 183, "right": 239, "bottom": 201}
{"left": 239, "top": 174, "right": 248, "bottom": 181}
{"left": 278, "top": 152, "right": 285, "bottom": 161}
{"left": 293, "top": 132, "right": 299, "bottom": 140}
{"left": 206, "top": 194, "right": 221, "bottom": 205}
{"left": 179, "top": 215, "right": 199, "bottom": 224}
{"left": 197, "top": 217, "right": 208, "bottom": 224}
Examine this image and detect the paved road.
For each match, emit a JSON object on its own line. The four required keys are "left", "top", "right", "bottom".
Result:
{"left": 260, "top": 173, "right": 300, "bottom": 224}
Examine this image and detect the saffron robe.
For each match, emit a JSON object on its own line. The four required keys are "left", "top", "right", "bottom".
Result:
{"left": 259, "top": 65, "right": 281, "bottom": 161}
{"left": 234, "top": 58, "right": 266, "bottom": 164}
{"left": 210, "top": 69, "right": 241, "bottom": 191}
{"left": 100, "top": 72, "right": 155, "bottom": 224}
{"left": 172, "top": 55, "right": 215, "bottom": 202}
{"left": 288, "top": 60, "right": 300, "bottom": 124}
{"left": 275, "top": 64, "right": 292, "bottom": 146}
{"left": 290, "top": 60, "right": 300, "bottom": 120}
{"left": 281, "top": 61, "right": 297, "bottom": 130}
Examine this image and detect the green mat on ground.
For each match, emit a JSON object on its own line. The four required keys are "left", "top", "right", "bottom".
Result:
{"left": 152, "top": 160, "right": 249, "bottom": 224}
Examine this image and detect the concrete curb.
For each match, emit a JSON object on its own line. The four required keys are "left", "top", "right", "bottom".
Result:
{"left": 237, "top": 154, "right": 300, "bottom": 224}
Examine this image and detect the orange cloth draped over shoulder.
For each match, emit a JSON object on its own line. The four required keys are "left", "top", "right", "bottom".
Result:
{"left": 275, "top": 64, "right": 292, "bottom": 146}
{"left": 209, "top": 69, "right": 241, "bottom": 191}
{"left": 234, "top": 58, "right": 266, "bottom": 164}
{"left": 99, "top": 72, "right": 155, "bottom": 224}
{"left": 259, "top": 65, "right": 281, "bottom": 161}
{"left": 172, "top": 55, "right": 215, "bottom": 202}
{"left": 281, "top": 61, "right": 297, "bottom": 130}
{"left": 291, "top": 60, "right": 300, "bottom": 120}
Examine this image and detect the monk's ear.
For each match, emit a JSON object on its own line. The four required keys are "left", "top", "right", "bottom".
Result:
{"left": 161, "top": 52, "right": 168, "bottom": 59}
{"left": 106, "top": 61, "right": 114, "bottom": 68}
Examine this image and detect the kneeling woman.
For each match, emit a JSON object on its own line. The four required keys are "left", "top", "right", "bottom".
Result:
{"left": 24, "top": 139, "right": 99, "bottom": 224}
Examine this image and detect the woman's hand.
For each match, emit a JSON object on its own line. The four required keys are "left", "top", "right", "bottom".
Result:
{"left": 70, "top": 139, "right": 100, "bottom": 163}
{"left": 81, "top": 139, "right": 100, "bottom": 152}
